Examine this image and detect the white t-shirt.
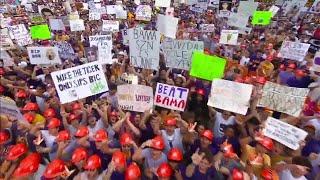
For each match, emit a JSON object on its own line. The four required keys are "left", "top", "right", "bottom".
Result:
{"left": 213, "top": 112, "right": 236, "bottom": 138}
{"left": 88, "top": 119, "right": 105, "bottom": 137}
{"left": 161, "top": 128, "right": 184, "bottom": 154}
{"left": 280, "top": 169, "right": 307, "bottom": 180}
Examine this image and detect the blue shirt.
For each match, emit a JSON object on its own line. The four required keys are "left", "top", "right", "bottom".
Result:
{"left": 302, "top": 138, "right": 320, "bottom": 157}
{"left": 189, "top": 166, "right": 218, "bottom": 180}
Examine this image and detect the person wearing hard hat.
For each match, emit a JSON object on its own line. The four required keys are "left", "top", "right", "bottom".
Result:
{"left": 156, "top": 162, "right": 173, "bottom": 180}
{"left": 240, "top": 133, "right": 274, "bottom": 177}
{"left": 132, "top": 136, "right": 167, "bottom": 179}
{"left": 74, "top": 154, "right": 102, "bottom": 180}
{"left": 55, "top": 130, "right": 77, "bottom": 161}
{"left": 186, "top": 129, "right": 219, "bottom": 162}
{"left": 166, "top": 148, "right": 187, "bottom": 180}
{"left": 90, "top": 129, "right": 118, "bottom": 171}
{"left": 186, "top": 149, "right": 221, "bottom": 179}
{"left": 1, "top": 143, "right": 29, "bottom": 179}
{"left": 125, "top": 163, "right": 141, "bottom": 180}
{"left": 74, "top": 125, "right": 90, "bottom": 148}
{"left": 71, "top": 147, "right": 88, "bottom": 172}
{"left": 12, "top": 153, "right": 46, "bottom": 180}
{"left": 104, "top": 151, "right": 127, "bottom": 179}
{"left": 42, "top": 159, "right": 69, "bottom": 179}
{"left": 22, "top": 102, "right": 45, "bottom": 125}
{"left": 34, "top": 118, "right": 62, "bottom": 161}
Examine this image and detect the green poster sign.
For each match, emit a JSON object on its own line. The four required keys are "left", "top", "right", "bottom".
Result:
{"left": 190, "top": 51, "right": 226, "bottom": 81}
{"left": 30, "top": 24, "right": 51, "bottom": 40}
{"left": 252, "top": 11, "right": 272, "bottom": 25}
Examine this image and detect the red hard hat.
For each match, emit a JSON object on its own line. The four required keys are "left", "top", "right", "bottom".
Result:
{"left": 47, "top": 118, "right": 61, "bottom": 129}
{"left": 0, "top": 68, "right": 5, "bottom": 76}
{"left": 0, "top": 130, "right": 10, "bottom": 144}
{"left": 68, "top": 113, "right": 79, "bottom": 121}
{"left": 43, "top": 159, "right": 65, "bottom": 179}
{"left": 23, "top": 102, "right": 39, "bottom": 111}
{"left": 6, "top": 143, "right": 28, "bottom": 160}
{"left": 15, "top": 90, "right": 27, "bottom": 98}
{"left": 71, "top": 102, "right": 81, "bottom": 111}
{"left": 43, "top": 108, "right": 56, "bottom": 118}
{"left": 257, "top": 137, "right": 274, "bottom": 151}
{"left": 232, "top": 169, "right": 244, "bottom": 180}
{"left": 164, "top": 118, "right": 177, "bottom": 126}
{"left": 157, "top": 163, "right": 173, "bottom": 178}
{"left": 23, "top": 113, "right": 35, "bottom": 123}
{"left": 71, "top": 147, "right": 88, "bottom": 164}
{"left": 167, "top": 148, "right": 183, "bottom": 161}
{"left": 125, "top": 163, "right": 141, "bottom": 180}
{"left": 261, "top": 168, "right": 273, "bottom": 180}
{"left": 120, "top": 133, "right": 132, "bottom": 146}
{"left": 74, "top": 126, "right": 89, "bottom": 138}
{"left": 196, "top": 89, "right": 205, "bottom": 96}
{"left": 56, "top": 130, "right": 71, "bottom": 142}
{"left": 112, "top": 151, "right": 126, "bottom": 168}
{"left": 13, "top": 153, "right": 41, "bottom": 177}
{"left": 84, "top": 154, "right": 101, "bottom": 170}
{"left": 151, "top": 136, "right": 165, "bottom": 150}
{"left": 94, "top": 129, "right": 108, "bottom": 142}
{"left": 287, "top": 63, "right": 296, "bottom": 69}
{"left": 201, "top": 130, "right": 214, "bottom": 141}
{"left": 295, "top": 69, "right": 306, "bottom": 77}
{"left": 221, "top": 141, "right": 237, "bottom": 158}
{"left": 0, "top": 85, "right": 4, "bottom": 94}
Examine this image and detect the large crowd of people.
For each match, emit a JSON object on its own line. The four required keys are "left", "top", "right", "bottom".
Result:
{"left": 0, "top": 0, "right": 320, "bottom": 180}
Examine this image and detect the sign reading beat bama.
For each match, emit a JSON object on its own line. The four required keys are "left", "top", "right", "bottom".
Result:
{"left": 51, "top": 62, "right": 109, "bottom": 104}
{"left": 154, "top": 83, "right": 189, "bottom": 111}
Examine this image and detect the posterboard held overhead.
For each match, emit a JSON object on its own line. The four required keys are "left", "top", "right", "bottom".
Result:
{"left": 190, "top": 51, "right": 226, "bottom": 81}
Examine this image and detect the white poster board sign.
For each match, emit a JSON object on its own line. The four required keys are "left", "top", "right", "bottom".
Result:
{"left": 119, "top": 73, "right": 139, "bottom": 84}
{"left": 52, "top": 42, "right": 75, "bottom": 60}
{"left": 278, "top": 41, "right": 310, "bottom": 61}
{"left": 155, "top": 0, "right": 171, "bottom": 7}
{"left": 237, "top": 0, "right": 259, "bottom": 17}
{"left": 165, "top": 7, "right": 175, "bottom": 16}
{"left": 89, "top": 35, "right": 112, "bottom": 47}
{"left": 0, "top": 97, "right": 26, "bottom": 123}
{"left": 102, "top": 20, "right": 119, "bottom": 32}
{"left": 156, "top": 14, "right": 179, "bottom": 39}
{"left": 7, "top": 24, "right": 33, "bottom": 46}
{"left": 219, "top": 30, "right": 239, "bottom": 45}
{"left": 27, "top": 47, "right": 61, "bottom": 65}
{"left": 269, "top": 5, "right": 280, "bottom": 17}
{"left": 122, "top": 29, "right": 129, "bottom": 45}
{"left": 51, "top": 62, "right": 109, "bottom": 104}
{"left": 199, "top": 24, "right": 215, "bottom": 32}
{"left": 227, "top": 14, "right": 248, "bottom": 28}
{"left": 69, "top": 19, "right": 85, "bottom": 32}
{"left": 129, "top": 29, "right": 160, "bottom": 70}
{"left": 258, "top": 81, "right": 310, "bottom": 117}
{"left": 0, "top": 28, "right": 15, "bottom": 50}
{"left": 208, "top": 79, "right": 253, "bottom": 115}
{"left": 135, "top": 5, "right": 152, "bottom": 21}
{"left": 49, "top": 19, "right": 66, "bottom": 31}
{"left": 162, "top": 38, "right": 204, "bottom": 70}
{"left": 263, "top": 117, "right": 308, "bottom": 150}
{"left": 97, "top": 35, "right": 112, "bottom": 64}
{"left": 154, "top": 83, "right": 189, "bottom": 111}
{"left": 117, "top": 84, "right": 153, "bottom": 112}
{"left": 310, "top": 51, "right": 320, "bottom": 72}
